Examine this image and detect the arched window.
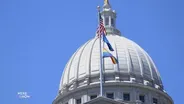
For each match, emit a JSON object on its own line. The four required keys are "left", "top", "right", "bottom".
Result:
{"left": 105, "top": 17, "right": 109, "bottom": 26}
{"left": 111, "top": 18, "right": 114, "bottom": 27}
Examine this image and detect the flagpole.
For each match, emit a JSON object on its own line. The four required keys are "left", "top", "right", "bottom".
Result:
{"left": 97, "top": 6, "right": 103, "bottom": 97}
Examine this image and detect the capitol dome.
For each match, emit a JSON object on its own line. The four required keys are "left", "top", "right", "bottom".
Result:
{"left": 53, "top": 1, "right": 173, "bottom": 104}
{"left": 59, "top": 35, "right": 163, "bottom": 92}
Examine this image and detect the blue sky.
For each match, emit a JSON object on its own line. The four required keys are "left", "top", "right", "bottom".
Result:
{"left": 0, "top": 0, "right": 184, "bottom": 104}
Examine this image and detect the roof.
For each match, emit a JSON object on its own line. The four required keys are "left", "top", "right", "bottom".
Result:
{"left": 59, "top": 35, "right": 163, "bottom": 94}
{"left": 84, "top": 96, "right": 125, "bottom": 104}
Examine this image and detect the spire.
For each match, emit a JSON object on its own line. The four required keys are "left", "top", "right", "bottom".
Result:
{"left": 103, "top": 0, "right": 111, "bottom": 9}
{"left": 104, "top": 0, "right": 110, "bottom": 5}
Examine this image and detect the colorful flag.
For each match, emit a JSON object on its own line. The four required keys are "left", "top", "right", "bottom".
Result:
{"left": 103, "top": 33, "right": 114, "bottom": 51}
{"left": 96, "top": 13, "right": 114, "bottom": 51}
{"left": 103, "top": 48, "right": 118, "bottom": 64}
{"left": 96, "top": 14, "right": 106, "bottom": 37}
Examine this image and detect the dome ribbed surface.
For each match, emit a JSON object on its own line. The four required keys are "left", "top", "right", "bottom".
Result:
{"left": 59, "top": 35, "right": 163, "bottom": 93}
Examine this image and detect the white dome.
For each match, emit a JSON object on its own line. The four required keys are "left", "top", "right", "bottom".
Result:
{"left": 59, "top": 35, "right": 163, "bottom": 93}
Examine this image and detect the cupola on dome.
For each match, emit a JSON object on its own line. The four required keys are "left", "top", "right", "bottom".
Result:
{"left": 53, "top": 1, "right": 173, "bottom": 104}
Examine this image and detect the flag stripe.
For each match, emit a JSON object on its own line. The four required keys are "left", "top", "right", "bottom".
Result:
{"left": 110, "top": 57, "right": 117, "bottom": 64}
{"left": 103, "top": 34, "right": 114, "bottom": 51}
{"left": 103, "top": 48, "right": 118, "bottom": 64}
{"left": 97, "top": 14, "right": 107, "bottom": 37}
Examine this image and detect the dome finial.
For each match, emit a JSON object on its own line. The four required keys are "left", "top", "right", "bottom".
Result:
{"left": 103, "top": 0, "right": 111, "bottom": 9}
{"left": 104, "top": 0, "right": 110, "bottom": 5}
